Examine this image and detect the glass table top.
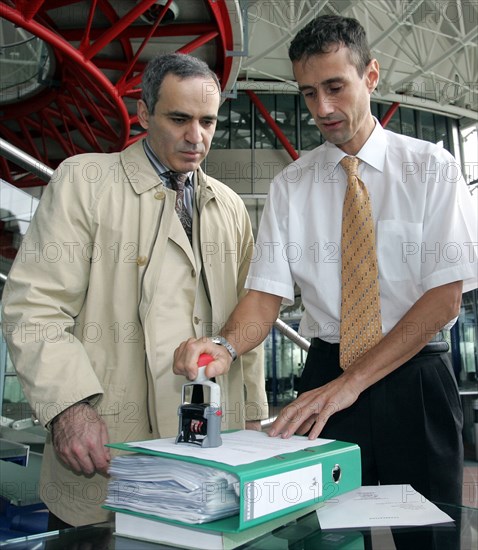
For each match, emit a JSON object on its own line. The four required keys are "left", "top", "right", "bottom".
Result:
{"left": 0, "top": 503, "right": 476, "bottom": 550}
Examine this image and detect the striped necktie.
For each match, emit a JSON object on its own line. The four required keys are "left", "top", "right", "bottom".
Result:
{"left": 168, "top": 172, "right": 192, "bottom": 243}
{"left": 339, "top": 156, "right": 382, "bottom": 369}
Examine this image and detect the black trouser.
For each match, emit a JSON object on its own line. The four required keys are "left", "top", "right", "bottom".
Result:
{"left": 300, "top": 339, "right": 464, "bottom": 506}
{"left": 300, "top": 340, "right": 464, "bottom": 550}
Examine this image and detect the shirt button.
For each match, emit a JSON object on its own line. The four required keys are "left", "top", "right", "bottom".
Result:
{"left": 136, "top": 255, "right": 148, "bottom": 266}
{"left": 193, "top": 316, "right": 200, "bottom": 325}
{"left": 154, "top": 191, "right": 165, "bottom": 200}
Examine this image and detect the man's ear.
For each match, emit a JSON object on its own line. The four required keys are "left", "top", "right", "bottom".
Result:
{"left": 366, "top": 59, "right": 380, "bottom": 94}
{"left": 137, "top": 99, "right": 150, "bottom": 130}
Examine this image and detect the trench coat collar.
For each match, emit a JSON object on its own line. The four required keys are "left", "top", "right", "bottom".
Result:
{"left": 120, "top": 139, "right": 163, "bottom": 192}
{"left": 120, "top": 139, "right": 216, "bottom": 201}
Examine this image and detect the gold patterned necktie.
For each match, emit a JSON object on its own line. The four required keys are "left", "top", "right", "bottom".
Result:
{"left": 339, "top": 156, "right": 382, "bottom": 370}
{"left": 168, "top": 172, "right": 192, "bottom": 243}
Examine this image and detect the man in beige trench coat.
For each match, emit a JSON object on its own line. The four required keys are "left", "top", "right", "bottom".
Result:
{"left": 1, "top": 53, "right": 268, "bottom": 527}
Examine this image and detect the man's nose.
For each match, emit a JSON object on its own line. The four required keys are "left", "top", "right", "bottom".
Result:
{"left": 316, "top": 94, "right": 336, "bottom": 118}
{"left": 185, "top": 121, "right": 203, "bottom": 144}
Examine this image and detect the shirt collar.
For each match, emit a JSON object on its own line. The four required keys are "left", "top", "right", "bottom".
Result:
{"left": 357, "top": 117, "right": 386, "bottom": 173}
{"left": 142, "top": 139, "right": 193, "bottom": 185}
{"left": 323, "top": 117, "right": 386, "bottom": 173}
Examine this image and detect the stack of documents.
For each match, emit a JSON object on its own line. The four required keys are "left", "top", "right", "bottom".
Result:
{"left": 105, "top": 454, "right": 240, "bottom": 523}
{"left": 104, "top": 430, "right": 362, "bottom": 537}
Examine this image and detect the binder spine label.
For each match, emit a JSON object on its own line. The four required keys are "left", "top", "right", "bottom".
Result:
{"left": 243, "top": 464, "right": 323, "bottom": 521}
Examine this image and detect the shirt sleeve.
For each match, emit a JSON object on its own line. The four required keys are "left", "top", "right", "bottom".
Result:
{"left": 245, "top": 179, "right": 296, "bottom": 305}
{"left": 421, "top": 148, "right": 478, "bottom": 293}
{"left": 234, "top": 199, "right": 269, "bottom": 421}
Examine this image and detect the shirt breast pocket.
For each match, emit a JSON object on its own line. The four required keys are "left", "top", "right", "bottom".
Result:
{"left": 377, "top": 220, "right": 423, "bottom": 282}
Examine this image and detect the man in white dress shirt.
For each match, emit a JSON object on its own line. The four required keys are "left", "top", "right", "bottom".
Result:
{"left": 174, "top": 15, "right": 477, "bottom": 508}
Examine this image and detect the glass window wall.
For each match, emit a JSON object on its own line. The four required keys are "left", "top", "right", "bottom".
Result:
{"left": 214, "top": 93, "right": 453, "bottom": 152}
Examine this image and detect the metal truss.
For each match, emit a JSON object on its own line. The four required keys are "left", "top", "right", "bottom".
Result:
{"left": 241, "top": 0, "right": 477, "bottom": 119}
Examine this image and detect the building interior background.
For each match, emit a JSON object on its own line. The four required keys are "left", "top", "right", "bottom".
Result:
{"left": 0, "top": 0, "right": 477, "bottom": 538}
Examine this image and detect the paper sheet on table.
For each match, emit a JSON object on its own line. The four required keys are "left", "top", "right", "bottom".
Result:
{"left": 317, "top": 485, "right": 454, "bottom": 529}
{"left": 125, "top": 430, "right": 334, "bottom": 466}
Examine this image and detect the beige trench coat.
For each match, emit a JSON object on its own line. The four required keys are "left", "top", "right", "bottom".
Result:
{"left": 1, "top": 140, "right": 268, "bottom": 526}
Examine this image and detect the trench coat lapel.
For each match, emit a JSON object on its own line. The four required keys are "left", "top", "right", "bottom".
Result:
{"left": 120, "top": 143, "right": 196, "bottom": 323}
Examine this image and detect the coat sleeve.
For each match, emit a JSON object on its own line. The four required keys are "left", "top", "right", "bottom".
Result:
{"left": 1, "top": 159, "right": 104, "bottom": 427}
{"left": 235, "top": 202, "right": 269, "bottom": 422}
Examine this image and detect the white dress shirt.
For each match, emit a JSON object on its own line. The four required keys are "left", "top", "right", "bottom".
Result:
{"left": 245, "top": 119, "right": 478, "bottom": 342}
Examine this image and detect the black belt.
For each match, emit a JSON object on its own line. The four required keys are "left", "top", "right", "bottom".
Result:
{"left": 310, "top": 338, "right": 450, "bottom": 355}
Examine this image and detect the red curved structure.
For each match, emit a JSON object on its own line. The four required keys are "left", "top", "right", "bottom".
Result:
{"left": 0, "top": 0, "right": 238, "bottom": 187}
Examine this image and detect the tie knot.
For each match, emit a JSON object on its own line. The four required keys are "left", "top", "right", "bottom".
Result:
{"left": 167, "top": 171, "right": 188, "bottom": 190}
{"left": 340, "top": 156, "right": 360, "bottom": 178}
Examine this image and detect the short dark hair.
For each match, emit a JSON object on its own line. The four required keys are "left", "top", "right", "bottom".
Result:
{"left": 289, "top": 15, "right": 372, "bottom": 77}
{"left": 141, "top": 53, "right": 220, "bottom": 113}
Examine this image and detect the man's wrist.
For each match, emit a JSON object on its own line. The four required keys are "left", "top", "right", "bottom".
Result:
{"left": 50, "top": 399, "right": 92, "bottom": 429}
{"left": 210, "top": 336, "right": 238, "bottom": 361}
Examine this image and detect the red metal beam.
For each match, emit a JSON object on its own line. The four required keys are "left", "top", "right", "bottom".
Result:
{"left": 95, "top": 0, "right": 134, "bottom": 61}
{"left": 80, "top": 0, "right": 98, "bottom": 51}
{"left": 115, "top": 5, "right": 167, "bottom": 94}
{"left": 1, "top": 0, "right": 237, "bottom": 184}
{"left": 246, "top": 91, "right": 299, "bottom": 161}
{"left": 19, "top": 120, "right": 44, "bottom": 161}
{"left": 381, "top": 101, "right": 400, "bottom": 128}
{"left": 83, "top": 0, "right": 169, "bottom": 60}
{"left": 59, "top": 23, "right": 218, "bottom": 42}
{"left": 47, "top": 99, "right": 101, "bottom": 151}
{"left": 0, "top": 156, "right": 12, "bottom": 183}
{"left": 0, "top": 87, "right": 58, "bottom": 120}
{"left": 16, "top": 0, "right": 46, "bottom": 20}
{"left": 207, "top": 0, "right": 234, "bottom": 93}
{"left": 177, "top": 31, "right": 219, "bottom": 54}
{"left": 1, "top": 3, "right": 130, "bottom": 148}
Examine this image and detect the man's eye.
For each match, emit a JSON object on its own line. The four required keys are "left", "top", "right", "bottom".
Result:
{"left": 329, "top": 87, "right": 342, "bottom": 94}
{"left": 171, "top": 118, "right": 186, "bottom": 124}
{"left": 302, "top": 90, "right": 315, "bottom": 99}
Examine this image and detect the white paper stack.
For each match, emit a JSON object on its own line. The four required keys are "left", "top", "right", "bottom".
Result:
{"left": 105, "top": 454, "right": 240, "bottom": 524}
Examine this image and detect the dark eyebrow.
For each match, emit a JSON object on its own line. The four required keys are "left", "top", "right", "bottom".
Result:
{"left": 298, "top": 84, "right": 315, "bottom": 93}
{"left": 165, "top": 110, "right": 218, "bottom": 121}
{"left": 323, "top": 77, "right": 346, "bottom": 85}
{"left": 298, "top": 77, "right": 346, "bottom": 92}
{"left": 166, "top": 110, "right": 192, "bottom": 119}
